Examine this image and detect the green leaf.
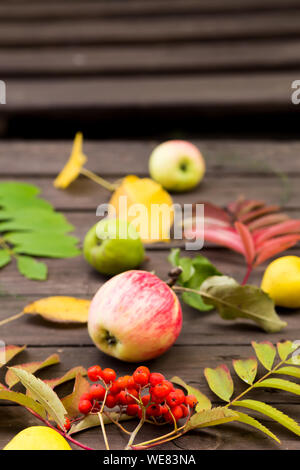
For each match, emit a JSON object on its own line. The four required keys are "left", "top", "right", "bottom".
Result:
{"left": 232, "top": 399, "right": 300, "bottom": 436}
{"left": 9, "top": 367, "right": 67, "bottom": 429}
{"left": 252, "top": 341, "right": 276, "bottom": 370}
{"left": 273, "top": 366, "right": 300, "bottom": 379}
{"left": 204, "top": 365, "right": 234, "bottom": 402}
{"left": 0, "top": 196, "right": 53, "bottom": 212}
{"left": 233, "top": 357, "right": 257, "bottom": 385}
{"left": 185, "top": 407, "right": 238, "bottom": 431}
{"left": 178, "top": 257, "right": 195, "bottom": 283}
{"left": 0, "top": 249, "right": 11, "bottom": 268}
{"left": 0, "top": 182, "right": 40, "bottom": 199}
{"left": 181, "top": 291, "right": 213, "bottom": 312}
{"left": 5, "top": 353, "right": 60, "bottom": 388}
{"left": 70, "top": 412, "right": 134, "bottom": 435}
{"left": 7, "top": 232, "right": 80, "bottom": 258}
{"left": 171, "top": 376, "right": 211, "bottom": 411}
{"left": 168, "top": 248, "right": 180, "bottom": 267}
{"left": 253, "top": 378, "right": 300, "bottom": 395}
{"left": 200, "top": 276, "right": 286, "bottom": 333}
{"left": 0, "top": 208, "right": 73, "bottom": 234}
{"left": 235, "top": 410, "right": 280, "bottom": 443}
{"left": 0, "top": 389, "right": 46, "bottom": 418}
{"left": 277, "top": 341, "right": 298, "bottom": 361}
{"left": 16, "top": 255, "right": 48, "bottom": 281}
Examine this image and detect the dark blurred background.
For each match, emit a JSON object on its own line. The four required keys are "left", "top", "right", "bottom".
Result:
{"left": 1, "top": 0, "right": 300, "bottom": 140}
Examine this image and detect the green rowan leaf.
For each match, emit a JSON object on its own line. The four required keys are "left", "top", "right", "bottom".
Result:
{"left": 185, "top": 407, "right": 238, "bottom": 431}
{"left": 235, "top": 411, "right": 280, "bottom": 443}
{"left": 273, "top": 366, "right": 300, "bottom": 379}
{"left": 233, "top": 357, "right": 257, "bottom": 385}
{"left": 16, "top": 255, "right": 47, "bottom": 281}
{"left": 70, "top": 412, "right": 133, "bottom": 435}
{"left": 252, "top": 341, "right": 276, "bottom": 370}
{"left": 0, "top": 389, "right": 46, "bottom": 418}
{"left": 253, "top": 378, "right": 300, "bottom": 395}
{"left": 171, "top": 376, "right": 211, "bottom": 411}
{"left": 277, "top": 341, "right": 298, "bottom": 361}
{"left": 0, "top": 208, "right": 73, "bottom": 233}
{"left": 5, "top": 353, "right": 60, "bottom": 388}
{"left": 204, "top": 365, "right": 234, "bottom": 402}
{"left": 0, "top": 182, "right": 40, "bottom": 199}
{"left": 0, "top": 249, "right": 11, "bottom": 268}
{"left": 232, "top": 399, "right": 300, "bottom": 436}
{"left": 7, "top": 232, "right": 80, "bottom": 258}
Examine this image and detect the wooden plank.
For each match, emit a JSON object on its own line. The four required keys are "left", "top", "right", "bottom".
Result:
{"left": 1, "top": 0, "right": 300, "bottom": 21}
{"left": 0, "top": 247, "right": 299, "bottom": 347}
{"left": 3, "top": 73, "right": 297, "bottom": 115}
{"left": 2, "top": 12, "right": 300, "bottom": 47}
{"left": 2, "top": 40, "right": 300, "bottom": 77}
{"left": 1, "top": 139, "right": 300, "bottom": 177}
{"left": 0, "top": 175, "right": 294, "bottom": 210}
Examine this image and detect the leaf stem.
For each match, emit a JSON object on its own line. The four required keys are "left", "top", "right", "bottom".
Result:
{"left": 242, "top": 265, "right": 253, "bottom": 285}
{"left": 80, "top": 168, "right": 118, "bottom": 192}
{"left": 0, "top": 311, "right": 25, "bottom": 327}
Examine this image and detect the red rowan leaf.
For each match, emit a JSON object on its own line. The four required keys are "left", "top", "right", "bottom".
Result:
{"left": 235, "top": 222, "right": 255, "bottom": 265}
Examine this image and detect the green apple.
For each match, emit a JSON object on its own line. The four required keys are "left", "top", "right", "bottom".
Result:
{"left": 83, "top": 219, "right": 144, "bottom": 275}
{"left": 149, "top": 140, "right": 205, "bottom": 192}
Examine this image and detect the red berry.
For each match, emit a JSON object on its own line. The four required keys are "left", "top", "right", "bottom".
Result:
{"left": 137, "top": 407, "right": 143, "bottom": 419}
{"left": 149, "top": 372, "right": 165, "bottom": 387}
{"left": 152, "top": 381, "right": 173, "bottom": 398}
{"left": 146, "top": 404, "right": 161, "bottom": 417}
{"left": 78, "top": 399, "right": 92, "bottom": 414}
{"left": 90, "top": 384, "right": 106, "bottom": 401}
{"left": 141, "top": 394, "right": 150, "bottom": 406}
{"left": 126, "top": 404, "right": 140, "bottom": 416}
{"left": 101, "top": 368, "right": 117, "bottom": 384}
{"left": 185, "top": 395, "right": 198, "bottom": 408}
{"left": 160, "top": 404, "right": 169, "bottom": 415}
{"left": 58, "top": 417, "right": 71, "bottom": 432}
{"left": 166, "top": 389, "right": 185, "bottom": 407}
{"left": 87, "top": 365, "right": 102, "bottom": 382}
{"left": 181, "top": 404, "right": 189, "bottom": 417}
{"left": 80, "top": 392, "right": 92, "bottom": 402}
{"left": 117, "top": 390, "right": 128, "bottom": 406}
{"left": 126, "top": 387, "right": 139, "bottom": 405}
{"left": 133, "top": 367, "right": 150, "bottom": 387}
{"left": 105, "top": 393, "right": 117, "bottom": 408}
{"left": 109, "top": 381, "right": 121, "bottom": 395}
{"left": 171, "top": 405, "right": 183, "bottom": 421}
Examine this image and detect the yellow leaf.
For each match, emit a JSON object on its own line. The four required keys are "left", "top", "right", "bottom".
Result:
{"left": 109, "top": 175, "right": 174, "bottom": 243}
{"left": 53, "top": 132, "right": 87, "bottom": 189}
{"left": 23, "top": 296, "right": 90, "bottom": 323}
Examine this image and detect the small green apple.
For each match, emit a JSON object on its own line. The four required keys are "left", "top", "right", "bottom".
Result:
{"left": 83, "top": 219, "right": 145, "bottom": 275}
{"left": 149, "top": 140, "right": 205, "bottom": 192}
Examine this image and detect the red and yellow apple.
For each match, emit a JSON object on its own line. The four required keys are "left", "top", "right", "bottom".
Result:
{"left": 88, "top": 270, "right": 182, "bottom": 362}
{"left": 149, "top": 140, "right": 205, "bottom": 192}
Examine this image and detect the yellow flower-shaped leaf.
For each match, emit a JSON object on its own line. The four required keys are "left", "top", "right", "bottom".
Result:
{"left": 54, "top": 132, "right": 87, "bottom": 189}
{"left": 109, "top": 175, "right": 174, "bottom": 243}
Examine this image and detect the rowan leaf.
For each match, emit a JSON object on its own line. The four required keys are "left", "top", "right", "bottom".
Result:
{"left": 0, "top": 250, "right": 11, "bottom": 268}
{"left": 44, "top": 366, "right": 87, "bottom": 389}
{"left": 200, "top": 276, "right": 286, "bottom": 333}
{"left": 232, "top": 399, "right": 300, "bottom": 436}
{"left": 0, "top": 208, "right": 73, "bottom": 234}
{"left": 171, "top": 376, "right": 211, "bottom": 411}
{"left": 9, "top": 367, "right": 67, "bottom": 428}
{"left": 233, "top": 357, "right": 257, "bottom": 385}
{"left": 23, "top": 296, "right": 90, "bottom": 323}
{"left": 1, "top": 345, "right": 26, "bottom": 367}
{"left": 277, "top": 340, "right": 298, "bottom": 361}
{"left": 204, "top": 365, "right": 234, "bottom": 402}
{"left": 5, "top": 353, "right": 60, "bottom": 388}
{"left": 185, "top": 407, "right": 238, "bottom": 431}
{"left": 0, "top": 182, "right": 40, "bottom": 199}
{"left": 253, "top": 378, "right": 300, "bottom": 395}
{"left": 235, "top": 411, "right": 280, "bottom": 443}
{"left": 235, "top": 222, "right": 255, "bottom": 265}
{"left": 61, "top": 373, "right": 90, "bottom": 419}
{"left": 252, "top": 341, "right": 276, "bottom": 370}
{"left": 273, "top": 366, "right": 300, "bottom": 379}
{"left": 0, "top": 389, "right": 46, "bottom": 418}
{"left": 16, "top": 255, "right": 47, "bottom": 281}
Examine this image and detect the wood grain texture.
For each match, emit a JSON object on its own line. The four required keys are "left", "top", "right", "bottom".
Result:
{"left": 2, "top": 12, "right": 300, "bottom": 47}
{"left": 1, "top": 40, "right": 300, "bottom": 77}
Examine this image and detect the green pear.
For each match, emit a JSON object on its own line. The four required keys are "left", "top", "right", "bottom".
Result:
{"left": 83, "top": 219, "right": 145, "bottom": 275}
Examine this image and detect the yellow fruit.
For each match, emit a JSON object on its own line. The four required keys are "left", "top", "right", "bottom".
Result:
{"left": 261, "top": 256, "right": 300, "bottom": 308}
{"left": 3, "top": 426, "right": 72, "bottom": 450}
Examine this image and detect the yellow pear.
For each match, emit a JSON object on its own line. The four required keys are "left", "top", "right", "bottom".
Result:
{"left": 3, "top": 426, "right": 71, "bottom": 450}
{"left": 261, "top": 256, "right": 300, "bottom": 308}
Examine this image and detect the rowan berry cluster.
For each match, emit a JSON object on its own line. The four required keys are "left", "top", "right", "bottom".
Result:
{"left": 78, "top": 365, "right": 198, "bottom": 424}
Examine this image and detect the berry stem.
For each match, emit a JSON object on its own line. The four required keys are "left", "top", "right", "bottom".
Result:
{"left": 125, "top": 406, "right": 146, "bottom": 450}
{"left": 103, "top": 411, "right": 131, "bottom": 435}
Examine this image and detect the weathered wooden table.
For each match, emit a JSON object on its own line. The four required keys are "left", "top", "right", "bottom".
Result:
{"left": 0, "top": 0, "right": 300, "bottom": 451}
{"left": 0, "top": 139, "right": 299, "bottom": 450}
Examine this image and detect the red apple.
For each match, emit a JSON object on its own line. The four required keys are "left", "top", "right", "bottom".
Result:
{"left": 88, "top": 270, "right": 182, "bottom": 362}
